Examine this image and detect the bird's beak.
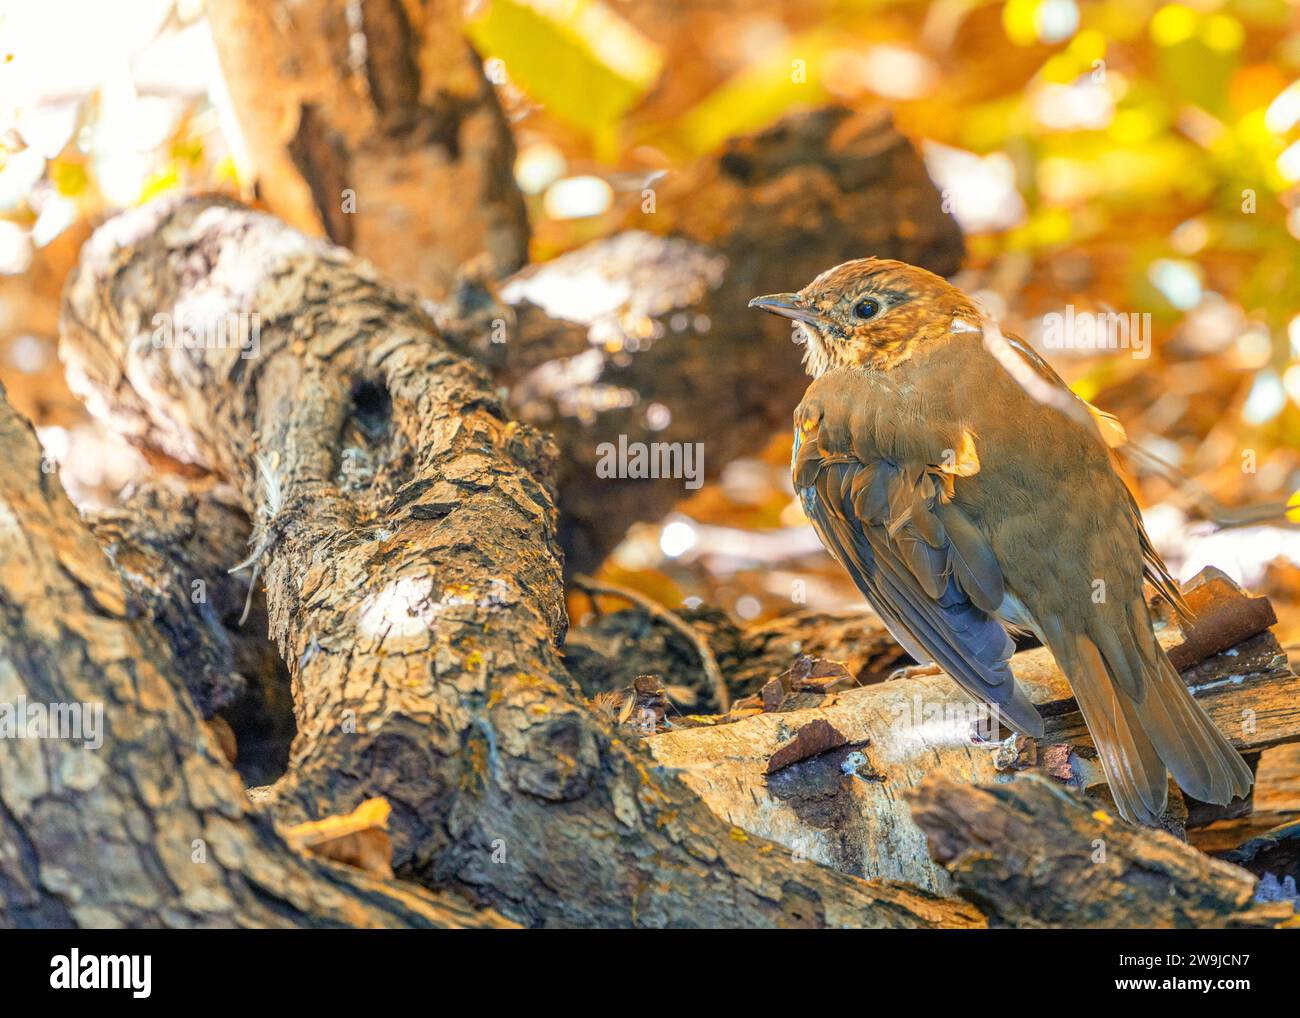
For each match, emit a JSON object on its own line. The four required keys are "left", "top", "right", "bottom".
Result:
{"left": 748, "top": 293, "right": 823, "bottom": 325}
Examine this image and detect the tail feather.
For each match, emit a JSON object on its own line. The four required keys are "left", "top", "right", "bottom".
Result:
{"left": 1043, "top": 622, "right": 1253, "bottom": 825}
{"left": 1133, "top": 655, "right": 1254, "bottom": 807}
{"left": 1066, "top": 633, "right": 1167, "bottom": 824}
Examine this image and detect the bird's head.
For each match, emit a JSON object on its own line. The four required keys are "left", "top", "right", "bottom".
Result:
{"left": 749, "top": 257, "right": 981, "bottom": 377}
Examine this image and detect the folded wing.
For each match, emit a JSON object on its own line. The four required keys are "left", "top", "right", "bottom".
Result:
{"left": 793, "top": 419, "right": 1044, "bottom": 737}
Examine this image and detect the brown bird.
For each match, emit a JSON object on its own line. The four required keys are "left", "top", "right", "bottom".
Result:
{"left": 750, "top": 258, "right": 1253, "bottom": 825}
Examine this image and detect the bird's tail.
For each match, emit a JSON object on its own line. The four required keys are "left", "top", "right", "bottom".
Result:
{"left": 1043, "top": 619, "right": 1254, "bottom": 825}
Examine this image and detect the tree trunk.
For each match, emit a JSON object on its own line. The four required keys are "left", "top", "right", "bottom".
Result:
{"left": 206, "top": 0, "right": 530, "bottom": 296}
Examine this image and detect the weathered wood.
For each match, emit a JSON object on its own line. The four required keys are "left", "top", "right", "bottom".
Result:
{"left": 1165, "top": 567, "right": 1277, "bottom": 670}
{"left": 55, "top": 194, "right": 981, "bottom": 928}
{"left": 0, "top": 389, "right": 511, "bottom": 928}
{"left": 908, "top": 774, "right": 1295, "bottom": 928}
{"left": 1191, "top": 743, "right": 1300, "bottom": 854}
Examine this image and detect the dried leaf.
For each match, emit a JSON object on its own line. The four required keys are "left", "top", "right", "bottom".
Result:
{"left": 284, "top": 797, "right": 394, "bottom": 878}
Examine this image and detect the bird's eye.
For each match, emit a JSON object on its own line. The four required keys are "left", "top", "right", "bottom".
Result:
{"left": 853, "top": 298, "right": 881, "bottom": 321}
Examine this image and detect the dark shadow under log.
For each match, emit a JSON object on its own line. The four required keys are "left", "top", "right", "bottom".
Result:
{"left": 87, "top": 479, "right": 296, "bottom": 786}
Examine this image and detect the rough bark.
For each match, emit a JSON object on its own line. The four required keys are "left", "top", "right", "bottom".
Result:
{"left": 0, "top": 388, "right": 511, "bottom": 929}
{"left": 56, "top": 194, "right": 981, "bottom": 928}
{"left": 909, "top": 775, "right": 1295, "bottom": 929}
{"left": 206, "top": 0, "right": 529, "bottom": 296}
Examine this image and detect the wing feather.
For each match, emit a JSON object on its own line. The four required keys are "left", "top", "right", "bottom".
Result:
{"left": 795, "top": 422, "right": 1043, "bottom": 737}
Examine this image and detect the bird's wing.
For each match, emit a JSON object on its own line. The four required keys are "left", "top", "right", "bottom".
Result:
{"left": 1003, "top": 332, "right": 1128, "bottom": 448}
{"left": 793, "top": 417, "right": 1044, "bottom": 737}
{"left": 1004, "top": 333, "right": 1192, "bottom": 621}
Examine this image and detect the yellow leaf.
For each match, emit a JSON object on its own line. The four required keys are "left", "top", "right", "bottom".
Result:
{"left": 49, "top": 159, "right": 88, "bottom": 197}
{"left": 283, "top": 797, "right": 394, "bottom": 878}
{"left": 466, "top": 0, "right": 661, "bottom": 137}
{"left": 672, "top": 30, "right": 835, "bottom": 156}
{"left": 139, "top": 164, "right": 181, "bottom": 204}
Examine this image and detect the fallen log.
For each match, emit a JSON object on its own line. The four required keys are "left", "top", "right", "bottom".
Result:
{"left": 907, "top": 774, "right": 1295, "bottom": 928}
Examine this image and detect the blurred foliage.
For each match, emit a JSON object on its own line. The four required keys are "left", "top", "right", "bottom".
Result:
{"left": 479, "top": 0, "right": 1300, "bottom": 617}
{"left": 5, "top": 0, "right": 1300, "bottom": 619}
{"left": 465, "top": 0, "right": 663, "bottom": 155}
